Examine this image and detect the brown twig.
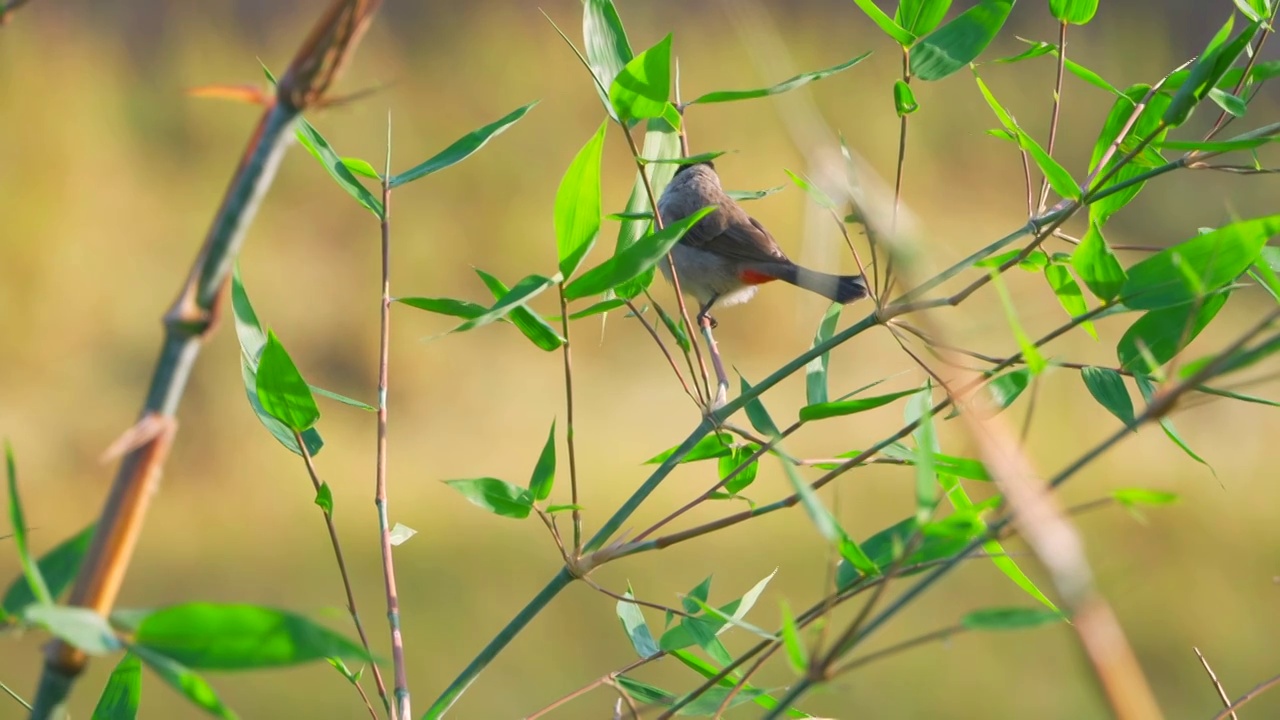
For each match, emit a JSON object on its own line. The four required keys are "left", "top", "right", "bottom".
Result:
{"left": 558, "top": 287, "right": 584, "bottom": 555}
{"left": 1037, "top": 20, "right": 1069, "bottom": 213}
{"left": 524, "top": 656, "right": 657, "bottom": 720}
{"left": 625, "top": 299, "right": 699, "bottom": 404}
{"left": 1194, "top": 647, "right": 1237, "bottom": 720}
{"left": 1211, "top": 671, "right": 1280, "bottom": 720}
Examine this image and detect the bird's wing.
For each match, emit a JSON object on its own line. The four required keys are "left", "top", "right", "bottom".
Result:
{"left": 680, "top": 205, "right": 790, "bottom": 264}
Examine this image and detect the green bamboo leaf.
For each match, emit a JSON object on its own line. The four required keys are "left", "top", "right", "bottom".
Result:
{"left": 641, "top": 151, "right": 728, "bottom": 165}
{"left": 616, "top": 118, "right": 679, "bottom": 255}
{"left": 616, "top": 585, "right": 659, "bottom": 658}
{"left": 1164, "top": 17, "right": 1260, "bottom": 128}
{"left": 986, "top": 367, "right": 1032, "bottom": 412}
{"left": 893, "top": 79, "right": 920, "bottom": 116}
{"left": 1049, "top": 0, "right": 1099, "bottom": 24}
{"left": 134, "top": 603, "right": 370, "bottom": 669}
{"left": 389, "top": 101, "right": 537, "bottom": 187}
{"left": 313, "top": 482, "right": 333, "bottom": 516}
{"left": 609, "top": 34, "right": 672, "bottom": 124}
{"left": 1207, "top": 87, "right": 1248, "bottom": 117}
{"left": 255, "top": 331, "right": 320, "bottom": 433}
{"left": 395, "top": 297, "right": 487, "bottom": 320}
{"left": 991, "top": 271, "right": 1047, "bottom": 374}
{"left": 582, "top": 0, "right": 634, "bottom": 119}
{"left": 2, "top": 523, "right": 93, "bottom": 617}
{"left": 726, "top": 185, "right": 785, "bottom": 202}
{"left": 805, "top": 304, "right": 842, "bottom": 406}
{"left": 851, "top": 0, "right": 916, "bottom": 45}
{"left": 341, "top": 157, "right": 379, "bottom": 179}
{"left": 563, "top": 207, "right": 714, "bottom": 300}
{"left": 475, "top": 269, "right": 564, "bottom": 351}
{"left": 739, "top": 374, "right": 782, "bottom": 439}
{"left": 91, "top": 653, "right": 142, "bottom": 720}
{"left": 778, "top": 454, "right": 879, "bottom": 576}
{"left": 799, "top": 387, "right": 920, "bottom": 422}
{"left": 719, "top": 445, "right": 761, "bottom": 495}
{"left": 1117, "top": 293, "right": 1228, "bottom": 371}
{"left": 896, "top": 0, "right": 952, "bottom": 36}
{"left": 131, "top": 646, "right": 235, "bottom": 719}
{"left": 555, "top": 121, "right": 607, "bottom": 279}
{"left": 1087, "top": 85, "right": 1172, "bottom": 226}
{"left": 668, "top": 649, "right": 811, "bottom": 717}
{"left": 1080, "top": 367, "right": 1136, "bottom": 427}
{"left": 451, "top": 274, "right": 560, "bottom": 333}
{"left": 24, "top": 605, "right": 120, "bottom": 655}
{"left": 294, "top": 117, "right": 383, "bottom": 218}
{"left": 1071, "top": 221, "right": 1128, "bottom": 302}
{"left": 779, "top": 601, "right": 807, "bottom": 673}
{"left": 1134, "top": 375, "right": 1213, "bottom": 470}
{"left": 528, "top": 421, "right": 557, "bottom": 502}
{"left": 962, "top": 607, "right": 1066, "bottom": 631}
{"left": 4, "top": 442, "right": 50, "bottom": 607}
{"left": 907, "top": 383, "right": 938, "bottom": 522}
{"left": 784, "top": 169, "right": 837, "bottom": 211}
{"left": 1111, "top": 488, "right": 1179, "bottom": 507}
{"left": 911, "top": 0, "right": 1015, "bottom": 80}
{"left": 974, "top": 72, "right": 1080, "bottom": 200}
{"left": 1044, "top": 264, "right": 1097, "bottom": 339}
{"left": 443, "top": 478, "right": 534, "bottom": 519}
{"left": 615, "top": 676, "right": 675, "bottom": 706}
{"left": 308, "top": 386, "right": 374, "bottom": 412}
{"left": 1120, "top": 216, "right": 1279, "bottom": 310}
{"left": 689, "top": 52, "right": 873, "bottom": 103}
{"left": 645, "top": 432, "right": 734, "bottom": 464}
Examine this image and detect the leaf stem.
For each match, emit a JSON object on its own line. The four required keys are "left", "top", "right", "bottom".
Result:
{"left": 558, "top": 287, "right": 584, "bottom": 555}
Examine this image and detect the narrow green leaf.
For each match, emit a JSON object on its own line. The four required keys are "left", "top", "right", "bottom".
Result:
{"left": 851, "top": 0, "right": 916, "bottom": 45}
{"left": 690, "top": 52, "right": 874, "bottom": 103}
{"left": 1071, "top": 222, "right": 1128, "bottom": 302}
{"left": 341, "top": 157, "right": 379, "bottom": 179}
{"left": 563, "top": 297, "right": 627, "bottom": 320}
{"left": 799, "top": 387, "right": 920, "bottom": 422}
{"left": 528, "top": 421, "right": 557, "bottom": 502}
{"left": 974, "top": 72, "right": 1079, "bottom": 200}
{"left": 545, "top": 504, "right": 582, "bottom": 514}
{"left": 641, "top": 151, "right": 728, "bottom": 165}
{"left": 582, "top": 0, "right": 634, "bottom": 119}
{"left": 308, "top": 385, "right": 374, "bottom": 412}
{"left": 2, "top": 523, "right": 93, "bottom": 617}
{"left": 784, "top": 169, "right": 837, "bottom": 210}
{"left": 617, "top": 586, "right": 660, "bottom": 658}
{"left": 395, "top": 297, "right": 487, "bottom": 319}
{"left": 24, "top": 605, "right": 120, "bottom": 655}
{"left": 615, "top": 676, "right": 674, "bottom": 706}
{"left": 1207, "top": 87, "right": 1248, "bottom": 117}
{"left": 911, "top": 0, "right": 1015, "bottom": 81}
{"left": 907, "top": 382, "right": 938, "bottom": 522}
{"left": 131, "top": 646, "right": 235, "bottom": 720}
{"left": 609, "top": 34, "right": 672, "bottom": 124}
{"left": 92, "top": 653, "right": 142, "bottom": 720}
{"left": 985, "top": 367, "right": 1032, "bottom": 412}
{"left": 1117, "top": 293, "right": 1228, "bottom": 371}
{"left": 389, "top": 101, "right": 537, "bottom": 187}
{"left": 805, "top": 304, "right": 842, "bottom": 406}
{"left": 1112, "top": 488, "right": 1179, "bottom": 507}
{"left": 294, "top": 117, "right": 383, "bottom": 218}
{"left": 1154, "top": 136, "right": 1278, "bottom": 152}
{"left": 1164, "top": 17, "right": 1260, "bottom": 128}
{"left": 255, "top": 331, "right": 320, "bottom": 433}
{"left": 617, "top": 117, "right": 680, "bottom": 255}
{"left": 991, "top": 271, "right": 1047, "bottom": 374}
{"left": 1080, "top": 367, "right": 1136, "bottom": 427}
{"left": 779, "top": 601, "right": 807, "bottom": 673}
{"left": 1135, "top": 375, "right": 1213, "bottom": 470}
{"left": 719, "top": 445, "right": 761, "bottom": 495}
{"left": 443, "top": 478, "right": 534, "bottom": 519}
{"left": 654, "top": 304, "right": 691, "bottom": 351}
{"left": 962, "top": 607, "right": 1066, "bottom": 630}
{"left": 451, "top": 273, "right": 560, "bottom": 333}
{"left": 1120, "top": 215, "right": 1280, "bottom": 310}
{"left": 314, "top": 483, "right": 333, "bottom": 516}
{"left": 1049, "top": 0, "right": 1099, "bottom": 24}
{"left": 475, "top": 269, "right": 564, "bottom": 351}
{"left": 134, "top": 603, "right": 369, "bottom": 669}
{"left": 645, "top": 433, "right": 734, "bottom": 464}
{"left": 563, "top": 207, "right": 714, "bottom": 300}
{"left": 5, "top": 442, "right": 50, "bottom": 606}
{"left": 555, "top": 121, "right": 608, "bottom": 278}
{"left": 1045, "top": 264, "right": 1097, "bottom": 338}
{"left": 896, "top": 0, "right": 952, "bottom": 36}
{"left": 893, "top": 79, "right": 920, "bottom": 116}
{"left": 667, "top": 650, "right": 810, "bottom": 717}
{"left": 739, "top": 374, "right": 782, "bottom": 439}
{"left": 726, "top": 186, "right": 785, "bottom": 202}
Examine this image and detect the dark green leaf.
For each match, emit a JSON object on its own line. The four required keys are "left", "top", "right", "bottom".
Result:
{"left": 805, "top": 304, "right": 842, "bottom": 406}
{"left": 255, "top": 331, "right": 320, "bottom": 432}
{"left": 719, "top": 445, "right": 760, "bottom": 495}
{"left": 986, "top": 367, "right": 1031, "bottom": 412}
{"left": 555, "top": 121, "right": 607, "bottom": 279}
{"left": 5, "top": 442, "right": 50, "bottom": 607}
{"left": 1071, "top": 221, "right": 1128, "bottom": 302}
{"left": 645, "top": 432, "right": 734, "bottom": 464}
{"left": 1120, "top": 216, "right": 1279, "bottom": 310}
{"left": 134, "top": 603, "right": 369, "bottom": 669}
{"left": 563, "top": 207, "right": 714, "bottom": 300}
{"left": 451, "top": 274, "right": 560, "bottom": 333}
{"left": 894, "top": 79, "right": 920, "bottom": 116}
{"left": 582, "top": 0, "right": 634, "bottom": 119}
{"left": 294, "top": 117, "right": 382, "bottom": 218}
{"left": 231, "top": 268, "right": 323, "bottom": 457}
{"left": 1117, "top": 293, "right": 1228, "bottom": 371}
{"left": 690, "top": 52, "right": 873, "bottom": 103}
{"left": 911, "top": 0, "right": 1015, "bottom": 81}
{"left": 389, "top": 101, "right": 536, "bottom": 187}
{"left": 131, "top": 646, "right": 235, "bottom": 719}
{"left": 852, "top": 0, "right": 916, "bottom": 45}
{"left": 896, "top": 0, "right": 952, "bottom": 36}
{"left": 528, "top": 421, "right": 557, "bottom": 502}
{"left": 2, "top": 523, "right": 93, "bottom": 617}
{"left": 395, "top": 297, "right": 486, "bottom": 319}
{"left": 615, "top": 676, "right": 674, "bottom": 706}
{"left": 1049, "top": 0, "right": 1099, "bottom": 24}
{"left": 609, "top": 34, "right": 672, "bottom": 124}
{"left": 443, "top": 478, "right": 533, "bottom": 519}
{"left": 92, "top": 653, "right": 142, "bottom": 720}
{"left": 565, "top": 297, "right": 627, "bottom": 320}
{"left": 799, "top": 387, "right": 919, "bottom": 421}
{"left": 1081, "top": 367, "right": 1136, "bottom": 427}
{"left": 475, "top": 269, "right": 564, "bottom": 351}
{"left": 962, "top": 607, "right": 1066, "bottom": 630}
{"left": 616, "top": 586, "right": 659, "bottom": 658}
{"left": 739, "top": 374, "right": 782, "bottom": 439}
{"left": 24, "top": 605, "right": 120, "bottom": 654}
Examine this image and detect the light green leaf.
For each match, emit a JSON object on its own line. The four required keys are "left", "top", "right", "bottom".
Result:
{"left": 894, "top": 79, "right": 920, "bottom": 116}
{"left": 451, "top": 273, "right": 560, "bottom": 333}
{"left": 690, "top": 52, "right": 874, "bottom": 103}
{"left": 131, "top": 646, "right": 236, "bottom": 719}
{"left": 799, "top": 387, "right": 920, "bottom": 422}
{"left": 92, "top": 653, "right": 142, "bottom": 720}
{"left": 1112, "top": 488, "right": 1179, "bottom": 507}
{"left": 582, "top": 0, "right": 634, "bottom": 119}
{"left": 475, "top": 269, "right": 564, "bottom": 351}
{"left": 1044, "top": 264, "right": 1097, "bottom": 339}
{"left": 645, "top": 432, "right": 735, "bottom": 464}
{"left": 563, "top": 207, "right": 714, "bottom": 300}
{"left": 851, "top": 0, "right": 916, "bottom": 45}
{"left": 907, "top": 382, "right": 938, "bottom": 522}
{"left": 1049, "top": 0, "right": 1099, "bottom": 24}
{"left": 962, "top": 607, "right": 1066, "bottom": 630}
{"left": 24, "top": 605, "right": 120, "bottom": 655}
{"left": 389, "top": 101, "right": 537, "bottom": 187}
{"left": 609, "top": 34, "right": 672, "bottom": 124}
{"left": 255, "top": 331, "right": 320, "bottom": 433}
{"left": 616, "top": 586, "right": 660, "bottom": 658}
{"left": 443, "top": 478, "right": 534, "bottom": 519}
{"left": 294, "top": 117, "right": 382, "bottom": 218}
{"left": 1071, "top": 221, "right": 1128, "bottom": 302}
{"left": 896, "top": 0, "right": 952, "bottom": 36}
{"left": 2, "top": 523, "right": 93, "bottom": 617}
{"left": 555, "top": 121, "right": 608, "bottom": 279}
{"left": 314, "top": 482, "right": 333, "bottom": 516}
{"left": 528, "top": 421, "right": 557, "bottom": 502}
{"left": 5, "top": 443, "right": 51, "bottom": 608}
{"left": 805, "top": 304, "right": 842, "bottom": 406}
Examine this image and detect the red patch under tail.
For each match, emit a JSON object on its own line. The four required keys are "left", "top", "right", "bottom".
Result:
{"left": 739, "top": 268, "right": 781, "bottom": 285}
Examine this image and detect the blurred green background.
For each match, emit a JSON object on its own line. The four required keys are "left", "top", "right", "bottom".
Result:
{"left": 2, "top": 1, "right": 1278, "bottom": 718}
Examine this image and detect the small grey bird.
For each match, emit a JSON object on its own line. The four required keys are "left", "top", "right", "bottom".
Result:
{"left": 657, "top": 161, "right": 868, "bottom": 326}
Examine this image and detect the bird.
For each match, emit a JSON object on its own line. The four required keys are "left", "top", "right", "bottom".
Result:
{"left": 656, "top": 160, "right": 868, "bottom": 327}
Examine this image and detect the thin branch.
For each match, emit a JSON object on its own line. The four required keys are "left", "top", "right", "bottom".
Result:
{"left": 524, "top": 656, "right": 657, "bottom": 720}
{"left": 1212, "top": 672, "right": 1280, "bottom": 720}
{"left": 832, "top": 624, "right": 966, "bottom": 677}
{"left": 1194, "top": 647, "right": 1237, "bottom": 720}
{"left": 1205, "top": 10, "right": 1275, "bottom": 139}
{"left": 580, "top": 576, "right": 694, "bottom": 619}
{"left": 625, "top": 299, "right": 699, "bottom": 404}
{"left": 1037, "top": 20, "right": 1069, "bottom": 213}
{"left": 558, "top": 288, "right": 584, "bottom": 555}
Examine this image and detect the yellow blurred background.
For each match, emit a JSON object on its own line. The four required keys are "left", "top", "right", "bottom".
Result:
{"left": 2, "top": 1, "right": 1278, "bottom": 718}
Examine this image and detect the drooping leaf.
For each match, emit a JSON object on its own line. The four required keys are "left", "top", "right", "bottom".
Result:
{"left": 294, "top": 117, "right": 383, "bottom": 218}
{"left": 719, "top": 445, "right": 761, "bottom": 495}
{"left": 443, "top": 478, "right": 534, "bottom": 519}
{"left": 1080, "top": 367, "right": 1136, "bottom": 427}
{"left": 389, "top": 102, "right": 537, "bottom": 187}
{"left": 1071, "top": 221, "right": 1128, "bottom": 302}
{"left": 24, "top": 605, "right": 120, "bottom": 655}
{"left": 974, "top": 72, "right": 1079, "bottom": 200}
{"left": 1087, "top": 84, "right": 1173, "bottom": 226}
{"left": 739, "top": 374, "right": 782, "bottom": 439}
{"left": 985, "top": 367, "right": 1032, "bottom": 413}
{"left": 131, "top": 646, "right": 235, "bottom": 720}
{"left": 991, "top": 271, "right": 1047, "bottom": 374}
{"left": 2, "top": 523, "right": 93, "bottom": 617}
{"left": 1134, "top": 375, "right": 1213, "bottom": 470}
{"left": 1044, "top": 264, "right": 1097, "bottom": 339}
{"left": 851, "top": 0, "right": 916, "bottom": 45}
{"left": 689, "top": 53, "right": 873, "bottom": 103}
{"left": 907, "top": 383, "right": 938, "bottom": 522}
{"left": 1117, "top": 293, "right": 1229, "bottom": 371}
{"left": 474, "top": 269, "right": 564, "bottom": 351}
{"left": 779, "top": 601, "right": 807, "bottom": 673}
{"left": 616, "top": 586, "right": 660, "bottom": 658}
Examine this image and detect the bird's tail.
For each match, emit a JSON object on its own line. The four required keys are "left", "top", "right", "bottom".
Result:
{"left": 763, "top": 263, "right": 868, "bottom": 304}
